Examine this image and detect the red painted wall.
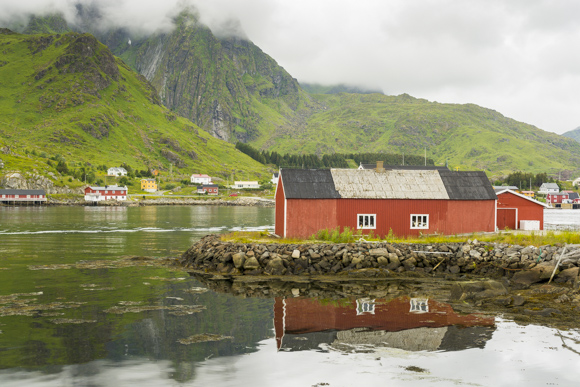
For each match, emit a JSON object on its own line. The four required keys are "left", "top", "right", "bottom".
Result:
{"left": 282, "top": 198, "right": 496, "bottom": 238}
{"left": 497, "top": 191, "right": 544, "bottom": 229}
{"left": 286, "top": 199, "right": 339, "bottom": 238}
{"left": 275, "top": 177, "right": 285, "bottom": 236}
{"left": 497, "top": 209, "right": 516, "bottom": 230}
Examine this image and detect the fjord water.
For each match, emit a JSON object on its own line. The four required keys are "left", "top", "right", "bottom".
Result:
{"left": 0, "top": 206, "right": 579, "bottom": 386}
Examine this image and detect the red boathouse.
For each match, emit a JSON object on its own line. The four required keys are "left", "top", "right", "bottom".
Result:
{"left": 496, "top": 189, "right": 548, "bottom": 230}
{"left": 275, "top": 164, "right": 498, "bottom": 238}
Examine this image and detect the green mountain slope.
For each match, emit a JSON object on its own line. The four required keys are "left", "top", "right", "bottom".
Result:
{"left": 0, "top": 29, "right": 268, "bottom": 183}
{"left": 8, "top": 11, "right": 580, "bottom": 176}
{"left": 562, "top": 127, "right": 580, "bottom": 143}
{"left": 253, "top": 93, "right": 580, "bottom": 174}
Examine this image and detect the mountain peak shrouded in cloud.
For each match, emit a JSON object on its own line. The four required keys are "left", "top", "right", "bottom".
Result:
{"left": 0, "top": 0, "right": 189, "bottom": 36}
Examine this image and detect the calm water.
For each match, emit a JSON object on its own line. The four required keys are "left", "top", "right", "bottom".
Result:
{"left": 0, "top": 206, "right": 579, "bottom": 387}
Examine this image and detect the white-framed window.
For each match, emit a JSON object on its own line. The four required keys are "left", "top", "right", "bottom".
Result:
{"left": 356, "top": 298, "right": 376, "bottom": 315}
{"left": 409, "top": 298, "right": 429, "bottom": 313}
{"left": 357, "top": 214, "right": 376, "bottom": 229}
{"left": 410, "top": 214, "right": 429, "bottom": 229}
{"left": 1, "top": 195, "right": 5, "bottom": 198}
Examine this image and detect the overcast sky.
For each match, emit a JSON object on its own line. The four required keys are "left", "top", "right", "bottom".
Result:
{"left": 2, "top": 0, "right": 580, "bottom": 134}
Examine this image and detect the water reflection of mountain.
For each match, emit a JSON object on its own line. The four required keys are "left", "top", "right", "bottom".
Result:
{"left": 274, "top": 297, "right": 495, "bottom": 352}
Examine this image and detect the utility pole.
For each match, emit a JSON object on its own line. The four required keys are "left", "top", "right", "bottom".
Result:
{"left": 424, "top": 147, "right": 426, "bottom": 166}
{"left": 402, "top": 153, "right": 405, "bottom": 166}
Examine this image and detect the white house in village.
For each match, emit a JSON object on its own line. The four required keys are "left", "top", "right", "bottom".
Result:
{"left": 191, "top": 174, "right": 212, "bottom": 185}
{"left": 107, "top": 167, "right": 127, "bottom": 177}
{"left": 539, "top": 183, "right": 559, "bottom": 194}
{"left": 232, "top": 181, "right": 260, "bottom": 189}
{"left": 573, "top": 177, "right": 580, "bottom": 187}
{"left": 271, "top": 172, "right": 279, "bottom": 185}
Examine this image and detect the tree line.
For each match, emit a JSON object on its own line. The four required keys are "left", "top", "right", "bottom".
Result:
{"left": 235, "top": 142, "right": 434, "bottom": 169}
{"left": 494, "top": 171, "right": 561, "bottom": 190}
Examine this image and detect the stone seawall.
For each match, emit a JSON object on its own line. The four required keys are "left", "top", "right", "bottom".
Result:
{"left": 181, "top": 235, "right": 580, "bottom": 287}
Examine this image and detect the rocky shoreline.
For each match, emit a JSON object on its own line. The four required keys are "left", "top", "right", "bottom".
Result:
{"left": 180, "top": 235, "right": 580, "bottom": 327}
{"left": 181, "top": 235, "right": 580, "bottom": 288}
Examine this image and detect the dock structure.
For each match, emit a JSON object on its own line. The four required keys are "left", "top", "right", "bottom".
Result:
{"left": 0, "top": 189, "right": 47, "bottom": 205}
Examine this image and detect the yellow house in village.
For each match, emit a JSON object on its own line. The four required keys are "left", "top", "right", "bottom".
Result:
{"left": 141, "top": 179, "right": 157, "bottom": 193}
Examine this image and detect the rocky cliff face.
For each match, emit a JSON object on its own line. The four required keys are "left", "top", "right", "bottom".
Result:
{"left": 1, "top": 172, "right": 80, "bottom": 194}
{"left": 99, "top": 12, "right": 310, "bottom": 143}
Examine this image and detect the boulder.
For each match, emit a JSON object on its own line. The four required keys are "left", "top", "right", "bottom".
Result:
{"left": 450, "top": 280, "right": 507, "bottom": 301}
{"left": 265, "top": 257, "right": 286, "bottom": 275}
{"left": 292, "top": 249, "right": 300, "bottom": 259}
{"left": 243, "top": 257, "right": 260, "bottom": 270}
{"left": 554, "top": 267, "right": 579, "bottom": 284}
{"left": 232, "top": 252, "right": 246, "bottom": 269}
{"left": 369, "top": 248, "right": 389, "bottom": 257}
{"left": 377, "top": 257, "right": 389, "bottom": 266}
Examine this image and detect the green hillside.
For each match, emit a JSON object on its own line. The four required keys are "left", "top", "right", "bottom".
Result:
{"left": 562, "top": 126, "right": 580, "bottom": 143}
{"left": 0, "top": 29, "right": 269, "bottom": 184}
{"left": 250, "top": 93, "right": 580, "bottom": 175}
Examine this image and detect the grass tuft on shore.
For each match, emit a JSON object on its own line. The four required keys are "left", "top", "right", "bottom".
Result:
{"left": 220, "top": 229, "right": 580, "bottom": 247}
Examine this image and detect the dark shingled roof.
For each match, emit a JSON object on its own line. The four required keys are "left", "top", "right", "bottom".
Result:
{"left": 360, "top": 164, "right": 449, "bottom": 171}
{"left": 281, "top": 169, "right": 341, "bottom": 199}
{"left": 281, "top": 169, "right": 496, "bottom": 200}
{"left": 438, "top": 170, "right": 497, "bottom": 200}
{"left": 0, "top": 189, "right": 45, "bottom": 195}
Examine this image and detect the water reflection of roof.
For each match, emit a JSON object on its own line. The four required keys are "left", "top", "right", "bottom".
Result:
{"left": 274, "top": 296, "right": 495, "bottom": 352}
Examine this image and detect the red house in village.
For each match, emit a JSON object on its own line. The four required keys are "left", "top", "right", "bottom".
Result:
{"left": 197, "top": 184, "right": 219, "bottom": 195}
{"left": 84, "top": 185, "right": 128, "bottom": 202}
{"left": 496, "top": 189, "right": 548, "bottom": 230}
{"left": 274, "top": 296, "right": 495, "bottom": 352}
{"left": 0, "top": 189, "right": 47, "bottom": 204}
{"left": 275, "top": 164, "right": 498, "bottom": 238}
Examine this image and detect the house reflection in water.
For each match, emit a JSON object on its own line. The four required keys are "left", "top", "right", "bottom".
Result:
{"left": 274, "top": 296, "right": 496, "bottom": 352}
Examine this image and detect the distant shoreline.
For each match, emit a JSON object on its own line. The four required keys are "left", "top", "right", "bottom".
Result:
{"left": 36, "top": 197, "right": 276, "bottom": 207}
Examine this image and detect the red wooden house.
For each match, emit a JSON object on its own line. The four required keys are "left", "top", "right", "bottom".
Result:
{"left": 197, "top": 184, "right": 219, "bottom": 195}
{"left": 496, "top": 189, "right": 548, "bottom": 230}
{"left": 275, "top": 164, "right": 497, "bottom": 238}
{"left": 84, "top": 185, "right": 128, "bottom": 202}
{"left": 0, "top": 189, "right": 47, "bottom": 204}
{"left": 274, "top": 296, "right": 495, "bottom": 352}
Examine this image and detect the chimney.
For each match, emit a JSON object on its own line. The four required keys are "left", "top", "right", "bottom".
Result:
{"left": 375, "top": 161, "right": 385, "bottom": 172}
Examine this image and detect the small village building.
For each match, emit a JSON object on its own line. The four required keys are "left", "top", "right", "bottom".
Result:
{"left": 107, "top": 167, "right": 127, "bottom": 177}
{"left": 275, "top": 165, "right": 497, "bottom": 238}
{"left": 191, "top": 174, "right": 212, "bottom": 185}
{"left": 151, "top": 169, "right": 159, "bottom": 176}
{"left": 141, "top": 179, "right": 157, "bottom": 193}
{"left": 84, "top": 185, "right": 128, "bottom": 202}
{"left": 0, "top": 189, "right": 47, "bottom": 204}
{"left": 496, "top": 189, "right": 548, "bottom": 230}
{"left": 493, "top": 185, "right": 519, "bottom": 193}
{"left": 521, "top": 191, "right": 535, "bottom": 198}
{"left": 546, "top": 192, "right": 569, "bottom": 205}
{"left": 539, "top": 183, "right": 559, "bottom": 194}
{"left": 197, "top": 184, "right": 219, "bottom": 195}
{"left": 271, "top": 172, "right": 279, "bottom": 185}
{"left": 233, "top": 181, "right": 260, "bottom": 189}
{"left": 573, "top": 177, "right": 580, "bottom": 187}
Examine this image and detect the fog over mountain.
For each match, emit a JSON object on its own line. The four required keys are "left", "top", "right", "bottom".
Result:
{"left": 2, "top": 0, "right": 580, "bottom": 134}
